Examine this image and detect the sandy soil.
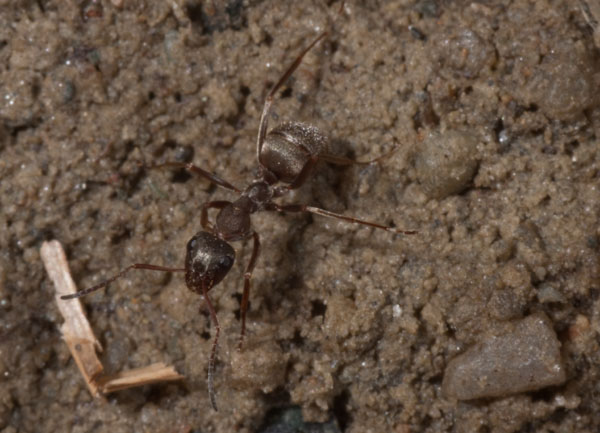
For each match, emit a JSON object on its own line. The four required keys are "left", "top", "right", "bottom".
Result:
{"left": 1, "top": 0, "right": 599, "bottom": 432}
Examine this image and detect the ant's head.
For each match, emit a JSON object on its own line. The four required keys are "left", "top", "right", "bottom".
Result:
{"left": 185, "top": 231, "right": 235, "bottom": 294}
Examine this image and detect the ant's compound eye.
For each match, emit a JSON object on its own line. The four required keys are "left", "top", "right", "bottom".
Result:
{"left": 190, "top": 239, "right": 197, "bottom": 249}
{"left": 219, "top": 256, "right": 233, "bottom": 269}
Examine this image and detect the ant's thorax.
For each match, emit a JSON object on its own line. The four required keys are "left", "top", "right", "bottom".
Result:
{"left": 215, "top": 180, "right": 274, "bottom": 242}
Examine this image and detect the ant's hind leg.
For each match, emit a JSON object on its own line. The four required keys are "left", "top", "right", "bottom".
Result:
{"left": 275, "top": 143, "right": 399, "bottom": 194}
{"left": 256, "top": 32, "right": 328, "bottom": 160}
{"left": 238, "top": 231, "right": 260, "bottom": 350}
{"left": 270, "top": 203, "right": 417, "bottom": 235}
{"left": 255, "top": 0, "right": 346, "bottom": 157}
{"left": 319, "top": 142, "right": 400, "bottom": 166}
{"left": 146, "top": 161, "right": 241, "bottom": 193}
{"left": 283, "top": 154, "right": 319, "bottom": 191}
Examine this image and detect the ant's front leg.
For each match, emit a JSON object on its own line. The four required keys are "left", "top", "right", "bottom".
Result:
{"left": 238, "top": 231, "right": 260, "bottom": 350}
{"left": 201, "top": 201, "right": 231, "bottom": 232}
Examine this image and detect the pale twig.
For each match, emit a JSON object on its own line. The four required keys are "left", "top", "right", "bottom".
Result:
{"left": 96, "top": 362, "right": 183, "bottom": 393}
{"left": 41, "top": 240, "right": 103, "bottom": 396}
{"left": 41, "top": 240, "right": 184, "bottom": 396}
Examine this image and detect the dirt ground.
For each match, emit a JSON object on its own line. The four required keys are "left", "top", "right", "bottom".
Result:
{"left": 1, "top": 0, "right": 599, "bottom": 432}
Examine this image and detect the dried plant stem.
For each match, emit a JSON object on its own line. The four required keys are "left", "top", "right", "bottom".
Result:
{"left": 41, "top": 240, "right": 183, "bottom": 396}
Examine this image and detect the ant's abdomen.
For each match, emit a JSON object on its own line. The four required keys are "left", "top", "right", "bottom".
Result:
{"left": 259, "top": 121, "right": 327, "bottom": 184}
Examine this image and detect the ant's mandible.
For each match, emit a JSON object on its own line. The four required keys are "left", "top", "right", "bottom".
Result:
{"left": 62, "top": 4, "right": 416, "bottom": 411}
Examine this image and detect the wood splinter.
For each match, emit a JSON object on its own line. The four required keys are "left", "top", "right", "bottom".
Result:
{"left": 40, "top": 240, "right": 183, "bottom": 397}
{"left": 95, "top": 362, "right": 183, "bottom": 394}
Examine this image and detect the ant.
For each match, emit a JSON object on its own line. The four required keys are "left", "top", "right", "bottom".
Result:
{"left": 62, "top": 4, "right": 416, "bottom": 411}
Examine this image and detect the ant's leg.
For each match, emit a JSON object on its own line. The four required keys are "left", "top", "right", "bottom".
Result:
{"left": 271, "top": 203, "right": 417, "bottom": 235}
{"left": 276, "top": 142, "right": 399, "bottom": 194}
{"left": 256, "top": 0, "right": 346, "bottom": 158}
{"left": 256, "top": 31, "right": 328, "bottom": 161}
{"left": 201, "top": 282, "right": 220, "bottom": 412}
{"left": 61, "top": 264, "right": 185, "bottom": 300}
{"left": 201, "top": 201, "right": 231, "bottom": 232}
{"left": 147, "top": 162, "right": 241, "bottom": 193}
{"left": 238, "top": 231, "right": 261, "bottom": 350}
{"left": 319, "top": 142, "right": 400, "bottom": 166}
{"left": 282, "top": 154, "right": 319, "bottom": 192}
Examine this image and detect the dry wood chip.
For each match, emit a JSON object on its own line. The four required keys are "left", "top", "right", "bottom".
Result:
{"left": 41, "top": 240, "right": 104, "bottom": 396}
{"left": 96, "top": 362, "right": 184, "bottom": 393}
{"left": 41, "top": 240, "right": 184, "bottom": 397}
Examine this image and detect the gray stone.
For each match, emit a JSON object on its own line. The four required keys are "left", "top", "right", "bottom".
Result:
{"left": 443, "top": 312, "right": 566, "bottom": 400}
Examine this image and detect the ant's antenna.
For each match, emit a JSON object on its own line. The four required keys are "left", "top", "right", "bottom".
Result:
{"left": 61, "top": 264, "right": 185, "bottom": 300}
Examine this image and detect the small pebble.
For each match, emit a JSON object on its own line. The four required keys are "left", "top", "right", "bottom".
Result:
{"left": 523, "top": 42, "right": 595, "bottom": 120}
{"left": 442, "top": 312, "right": 566, "bottom": 400}
{"left": 536, "top": 285, "right": 566, "bottom": 304}
{"left": 230, "top": 339, "right": 288, "bottom": 393}
{"left": 414, "top": 130, "right": 479, "bottom": 199}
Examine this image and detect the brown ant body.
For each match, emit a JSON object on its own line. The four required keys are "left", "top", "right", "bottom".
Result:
{"left": 62, "top": 9, "right": 416, "bottom": 411}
